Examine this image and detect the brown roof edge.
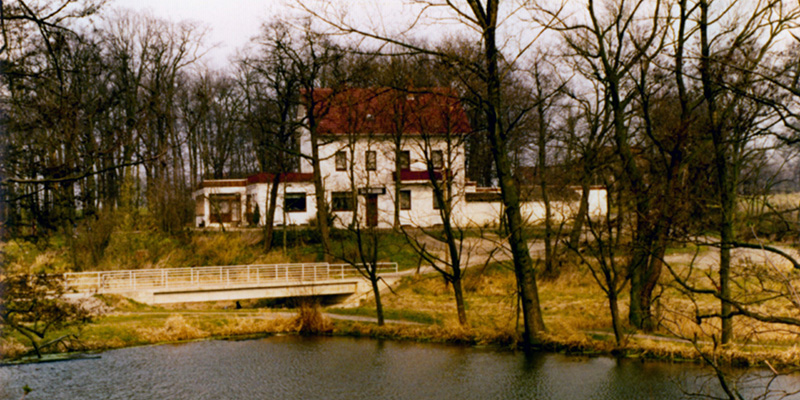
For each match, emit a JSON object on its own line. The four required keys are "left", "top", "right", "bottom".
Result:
{"left": 247, "top": 172, "right": 314, "bottom": 184}
{"left": 198, "top": 179, "right": 247, "bottom": 189}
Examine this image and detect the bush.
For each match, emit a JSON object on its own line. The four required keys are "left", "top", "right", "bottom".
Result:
{"left": 0, "top": 273, "right": 92, "bottom": 359}
{"left": 293, "top": 298, "right": 332, "bottom": 335}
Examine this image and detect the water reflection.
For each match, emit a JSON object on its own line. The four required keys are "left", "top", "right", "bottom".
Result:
{"left": 0, "top": 336, "right": 797, "bottom": 400}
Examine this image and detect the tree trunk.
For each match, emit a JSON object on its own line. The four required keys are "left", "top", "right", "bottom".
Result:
{"left": 264, "top": 173, "right": 281, "bottom": 252}
{"left": 629, "top": 224, "right": 667, "bottom": 331}
{"left": 609, "top": 288, "right": 623, "bottom": 346}
{"left": 452, "top": 274, "right": 468, "bottom": 326}
{"left": 371, "top": 273, "right": 385, "bottom": 326}
{"left": 393, "top": 137, "right": 402, "bottom": 229}
{"left": 537, "top": 113, "right": 555, "bottom": 278}
{"left": 569, "top": 179, "right": 591, "bottom": 248}
{"left": 699, "top": 0, "right": 733, "bottom": 344}
{"left": 478, "top": 5, "right": 546, "bottom": 344}
{"left": 307, "top": 102, "right": 332, "bottom": 259}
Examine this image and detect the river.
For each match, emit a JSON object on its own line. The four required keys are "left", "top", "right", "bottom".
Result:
{"left": 1, "top": 336, "right": 796, "bottom": 399}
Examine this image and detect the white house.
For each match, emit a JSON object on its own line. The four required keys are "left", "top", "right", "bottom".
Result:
{"left": 193, "top": 87, "right": 607, "bottom": 229}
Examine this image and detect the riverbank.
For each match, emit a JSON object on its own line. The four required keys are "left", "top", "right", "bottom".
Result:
{"left": 4, "top": 230, "right": 800, "bottom": 370}
{"left": 4, "top": 264, "right": 800, "bottom": 370}
{"left": 4, "top": 308, "right": 796, "bottom": 370}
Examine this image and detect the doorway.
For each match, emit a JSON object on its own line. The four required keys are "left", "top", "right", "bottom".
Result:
{"left": 366, "top": 194, "right": 378, "bottom": 227}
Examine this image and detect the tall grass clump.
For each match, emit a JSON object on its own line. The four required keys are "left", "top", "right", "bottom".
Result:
{"left": 294, "top": 299, "right": 333, "bottom": 335}
{"left": 138, "top": 314, "right": 206, "bottom": 342}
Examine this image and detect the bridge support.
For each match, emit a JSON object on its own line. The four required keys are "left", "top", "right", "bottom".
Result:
{"left": 122, "top": 280, "right": 364, "bottom": 305}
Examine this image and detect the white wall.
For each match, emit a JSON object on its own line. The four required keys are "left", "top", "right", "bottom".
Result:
{"left": 308, "top": 134, "right": 467, "bottom": 229}
{"left": 246, "top": 182, "right": 317, "bottom": 226}
{"left": 195, "top": 129, "right": 609, "bottom": 229}
{"left": 192, "top": 185, "right": 246, "bottom": 228}
{"left": 587, "top": 187, "right": 608, "bottom": 216}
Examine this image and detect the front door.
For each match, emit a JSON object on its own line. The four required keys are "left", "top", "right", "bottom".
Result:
{"left": 366, "top": 194, "right": 378, "bottom": 227}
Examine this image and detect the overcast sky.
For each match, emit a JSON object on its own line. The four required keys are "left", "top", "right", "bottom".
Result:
{"left": 111, "top": 0, "right": 287, "bottom": 67}
{"left": 107, "top": 1, "right": 540, "bottom": 69}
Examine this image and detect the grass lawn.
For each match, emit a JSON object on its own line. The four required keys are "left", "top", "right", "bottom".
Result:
{"left": 4, "top": 233, "right": 800, "bottom": 368}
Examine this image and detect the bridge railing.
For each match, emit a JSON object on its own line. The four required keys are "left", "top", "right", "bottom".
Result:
{"left": 63, "top": 262, "right": 398, "bottom": 294}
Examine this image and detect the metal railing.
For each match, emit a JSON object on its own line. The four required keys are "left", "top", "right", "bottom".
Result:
{"left": 63, "top": 262, "right": 398, "bottom": 294}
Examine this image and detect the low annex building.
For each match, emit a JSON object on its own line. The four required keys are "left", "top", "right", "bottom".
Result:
{"left": 193, "top": 87, "right": 607, "bottom": 229}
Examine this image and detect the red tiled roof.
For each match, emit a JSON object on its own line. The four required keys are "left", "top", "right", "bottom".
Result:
{"left": 246, "top": 172, "right": 314, "bottom": 184}
{"left": 306, "top": 87, "right": 472, "bottom": 135}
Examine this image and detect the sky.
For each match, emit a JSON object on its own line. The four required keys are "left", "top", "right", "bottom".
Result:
{"left": 112, "top": 0, "right": 285, "bottom": 67}
{"left": 107, "top": 0, "right": 540, "bottom": 69}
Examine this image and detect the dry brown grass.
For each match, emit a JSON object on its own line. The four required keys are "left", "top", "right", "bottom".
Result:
{"left": 335, "top": 321, "right": 518, "bottom": 347}
{"left": 137, "top": 314, "right": 207, "bottom": 342}
{"left": 0, "top": 337, "right": 27, "bottom": 360}
{"left": 653, "top": 259, "right": 800, "bottom": 346}
{"left": 338, "top": 257, "right": 800, "bottom": 367}
{"left": 214, "top": 315, "right": 297, "bottom": 336}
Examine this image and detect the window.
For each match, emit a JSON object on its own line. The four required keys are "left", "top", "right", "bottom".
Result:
{"left": 431, "top": 150, "right": 444, "bottom": 170}
{"left": 399, "top": 150, "right": 410, "bottom": 171}
{"left": 399, "top": 190, "right": 411, "bottom": 210}
{"left": 335, "top": 151, "right": 347, "bottom": 171}
{"left": 433, "top": 192, "right": 443, "bottom": 210}
{"left": 366, "top": 150, "right": 377, "bottom": 171}
{"left": 209, "top": 194, "right": 240, "bottom": 223}
{"left": 285, "top": 192, "right": 306, "bottom": 212}
{"left": 332, "top": 192, "right": 355, "bottom": 212}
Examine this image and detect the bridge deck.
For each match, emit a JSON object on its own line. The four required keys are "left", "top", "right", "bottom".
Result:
{"left": 64, "top": 263, "right": 398, "bottom": 304}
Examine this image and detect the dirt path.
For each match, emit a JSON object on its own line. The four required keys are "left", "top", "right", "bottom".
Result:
{"left": 406, "top": 230, "right": 800, "bottom": 272}
{"left": 663, "top": 241, "right": 800, "bottom": 270}
{"left": 404, "top": 231, "right": 547, "bottom": 271}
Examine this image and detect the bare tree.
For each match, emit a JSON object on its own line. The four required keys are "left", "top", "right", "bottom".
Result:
{"left": 299, "top": 0, "right": 548, "bottom": 345}
{"left": 536, "top": 0, "right": 680, "bottom": 331}
{"left": 675, "top": 0, "right": 798, "bottom": 344}
{"left": 396, "top": 87, "right": 475, "bottom": 326}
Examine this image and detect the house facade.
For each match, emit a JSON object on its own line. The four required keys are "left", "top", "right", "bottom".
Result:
{"left": 193, "top": 87, "right": 607, "bottom": 229}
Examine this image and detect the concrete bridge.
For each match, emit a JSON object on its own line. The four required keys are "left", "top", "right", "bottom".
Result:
{"left": 64, "top": 263, "right": 398, "bottom": 305}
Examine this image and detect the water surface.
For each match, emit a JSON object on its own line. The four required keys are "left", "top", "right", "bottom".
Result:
{"left": 1, "top": 336, "right": 796, "bottom": 399}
